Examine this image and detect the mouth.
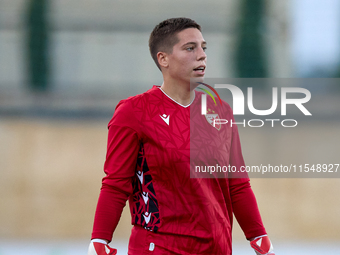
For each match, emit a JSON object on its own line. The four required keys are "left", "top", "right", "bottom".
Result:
{"left": 193, "top": 65, "right": 206, "bottom": 75}
{"left": 193, "top": 66, "right": 206, "bottom": 71}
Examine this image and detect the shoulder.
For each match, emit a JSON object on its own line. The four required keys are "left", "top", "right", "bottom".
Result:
{"left": 116, "top": 85, "right": 160, "bottom": 109}
{"left": 108, "top": 86, "right": 160, "bottom": 127}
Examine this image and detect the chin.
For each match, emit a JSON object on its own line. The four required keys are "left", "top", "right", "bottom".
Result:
{"left": 189, "top": 77, "right": 205, "bottom": 90}
{"left": 194, "top": 75, "right": 205, "bottom": 82}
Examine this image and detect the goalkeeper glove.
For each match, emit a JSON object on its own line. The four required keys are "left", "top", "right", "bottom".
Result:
{"left": 88, "top": 239, "right": 117, "bottom": 255}
{"left": 250, "top": 235, "right": 275, "bottom": 255}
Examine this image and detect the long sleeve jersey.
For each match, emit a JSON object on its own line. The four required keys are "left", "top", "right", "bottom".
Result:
{"left": 91, "top": 86, "right": 266, "bottom": 254}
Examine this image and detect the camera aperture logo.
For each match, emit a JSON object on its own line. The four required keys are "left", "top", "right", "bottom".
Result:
{"left": 197, "top": 83, "right": 312, "bottom": 128}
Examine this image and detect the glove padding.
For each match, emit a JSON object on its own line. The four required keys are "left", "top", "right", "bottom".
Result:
{"left": 88, "top": 240, "right": 117, "bottom": 255}
{"left": 250, "top": 235, "right": 275, "bottom": 255}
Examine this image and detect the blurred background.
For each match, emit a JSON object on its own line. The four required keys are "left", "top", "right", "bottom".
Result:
{"left": 0, "top": 0, "right": 339, "bottom": 254}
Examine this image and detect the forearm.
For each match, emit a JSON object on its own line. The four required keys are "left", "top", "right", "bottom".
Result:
{"left": 91, "top": 183, "right": 130, "bottom": 241}
{"left": 231, "top": 181, "right": 267, "bottom": 240}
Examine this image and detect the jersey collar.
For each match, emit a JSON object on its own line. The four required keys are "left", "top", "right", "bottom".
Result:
{"left": 158, "top": 87, "right": 195, "bottom": 108}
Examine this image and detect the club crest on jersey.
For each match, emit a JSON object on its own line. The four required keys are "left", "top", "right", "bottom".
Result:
{"left": 205, "top": 108, "right": 221, "bottom": 130}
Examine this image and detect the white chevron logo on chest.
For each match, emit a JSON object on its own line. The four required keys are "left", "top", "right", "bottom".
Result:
{"left": 159, "top": 114, "right": 170, "bottom": 125}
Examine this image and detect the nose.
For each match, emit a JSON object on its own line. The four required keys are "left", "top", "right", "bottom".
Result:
{"left": 197, "top": 47, "right": 207, "bottom": 61}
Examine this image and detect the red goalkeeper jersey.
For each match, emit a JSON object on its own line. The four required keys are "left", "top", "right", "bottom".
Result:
{"left": 92, "top": 86, "right": 266, "bottom": 254}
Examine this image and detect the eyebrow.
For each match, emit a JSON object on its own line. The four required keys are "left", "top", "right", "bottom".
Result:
{"left": 182, "top": 41, "right": 207, "bottom": 47}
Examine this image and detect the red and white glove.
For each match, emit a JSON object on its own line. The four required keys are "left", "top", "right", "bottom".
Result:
{"left": 88, "top": 239, "right": 117, "bottom": 255}
{"left": 250, "top": 235, "right": 275, "bottom": 255}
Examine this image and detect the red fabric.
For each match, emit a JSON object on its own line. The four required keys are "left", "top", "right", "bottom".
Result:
{"left": 91, "top": 86, "right": 267, "bottom": 254}
{"left": 92, "top": 124, "right": 139, "bottom": 241}
{"left": 228, "top": 121, "right": 267, "bottom": 240}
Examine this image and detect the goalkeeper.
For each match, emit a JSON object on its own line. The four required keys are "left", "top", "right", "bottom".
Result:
{"left": 88, "top": 17, "right": 275, "bottom": 255}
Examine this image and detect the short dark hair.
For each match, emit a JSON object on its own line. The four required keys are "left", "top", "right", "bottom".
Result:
{"left": 149, "top": 17, "right": 201, "bottom": 70}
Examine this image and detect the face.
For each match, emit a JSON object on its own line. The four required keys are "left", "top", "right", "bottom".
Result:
{"left": 163, "top": 28, "right": 207, "bottom": 84}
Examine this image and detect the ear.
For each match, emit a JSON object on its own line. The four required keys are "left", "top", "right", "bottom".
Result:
{"left": 157, "top": 52, "right": 169, "bottom": 69}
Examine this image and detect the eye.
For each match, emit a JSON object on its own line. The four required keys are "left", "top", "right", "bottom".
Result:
{"left": 202, "top": 46, "right": 207, "bottom": 52}
{"left": 186, "top": 46, "right": 194, "bottom": 51}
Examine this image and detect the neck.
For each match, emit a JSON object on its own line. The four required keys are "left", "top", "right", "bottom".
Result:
{"left": 160, "top": 78, "right": 195, "bottom": 106}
